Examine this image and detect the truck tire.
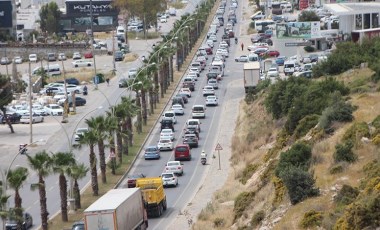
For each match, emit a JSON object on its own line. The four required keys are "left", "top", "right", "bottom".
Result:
{"left": 163, "top": 199, "right": 167, "bottom": 211}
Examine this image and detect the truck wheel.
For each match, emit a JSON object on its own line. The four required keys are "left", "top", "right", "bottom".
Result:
{"left": 163, "top": 199, "right": 167, "bottom": 211}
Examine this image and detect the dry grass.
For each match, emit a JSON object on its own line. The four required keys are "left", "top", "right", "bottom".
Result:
{"left": 123, "top": 53, "right": 139, "bottom": 62}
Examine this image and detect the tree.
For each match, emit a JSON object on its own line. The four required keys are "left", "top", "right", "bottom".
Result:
{"left": 298, "top": 11, "right": 320, "bottom": 22}
{"left": 77, "top": 129, "right": 99, "bottom": 196}
{"left": 27, "top": 150, "right": 53, "bottom": 230}
{"left": 117, "top": 96, "right": 140, "bottom": 153}
{"left": 39, "top": 2, "right": 61, "bottom": 34}
{"left": 67, "top": 163, "right": 88, "bottom": 210}
{"left": 0, "top": 75, "right": 15, "bottom": 133}
{"left": 86, "top": 116, "right": 108, "bottom": 184}
{"left": 6, "top": 167, "right": 28, "bottom": 230}
{"left": 52, "top": 152, "right": 75, "bottom": 222}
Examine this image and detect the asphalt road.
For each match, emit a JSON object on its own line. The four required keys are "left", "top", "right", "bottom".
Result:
{"left": 118, "top": 2, "right": 247, "bottom": 230}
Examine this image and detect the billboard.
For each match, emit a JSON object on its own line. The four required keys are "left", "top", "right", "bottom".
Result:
{"left": 276, "top": 21, "right": 320, "bottom": 39}
{"left": 66, "top": 0, "right": 116, "bottom": 15}
{"left": 0, "top": 1, "right": 13, "bottom": 28}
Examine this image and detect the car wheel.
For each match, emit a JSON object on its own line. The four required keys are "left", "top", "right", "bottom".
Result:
{"left": 75, "top": 65, "right": 78, "bottom": 67}
{"left": 87, "top": 64, "right": 91, "bottom": 66}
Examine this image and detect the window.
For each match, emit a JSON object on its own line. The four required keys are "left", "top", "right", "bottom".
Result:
{"left": 372, "top": 13, "right": 379, "bottom": 28}
{"left": 355, "top": 14, "right": 362, "bottom": 30}
{"left": 364, "top": 13, "right": 370, "bottom": 29}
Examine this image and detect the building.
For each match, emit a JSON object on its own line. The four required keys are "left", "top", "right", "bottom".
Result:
{"left": 0, "top": 0, "right": 17, "bottom": 39}
{"left": 60, "top": 0, "right": 118, "bottom": 33}
{"left": 324, "top": 2, "right": 380, "bottom": 43}
{"left": 16, "top": 8, "right": 40, "bottom": 41}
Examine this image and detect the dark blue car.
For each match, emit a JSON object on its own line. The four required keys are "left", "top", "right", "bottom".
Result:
{"left": 275, "top": 56, "right": 287, "bottom": 66}
{"left": 144, "top": 146, "right": 160, "bottom": 160}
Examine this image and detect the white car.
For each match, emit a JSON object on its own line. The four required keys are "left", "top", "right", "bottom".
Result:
{"left": 30, "top": 104, "right": 47, "bottom": 116}
{"left": 203, "top": 85, "right": 215, "bottom": 96}
{"left": 180, "top": 88, "right": 191, "bottom": 97}
{"left": 165, "top": 161, "right": 183, "bottom": 176}
{"left": 58, "top": 53, "right": 67, "bottom": 61}
{"left": 205, "top": 95, "right": 219, "bottom": 106}
{"left": 219, "top": 41, "right": 229, "bottom": 49}
{"left": 72, "top": 52, "right": 81, "bottom": 60}
{"left": 29, "top": 54, "right": 38, "bottom": 62}
{"left": 160, "top": 16, "right": 168, "bottom": 23}
{"left": 53, "top": 92, "right": 70, "bottom": 102}
{"left": 157, "top": 138, "right": 174, "bottom": 151}
{"left": 207, "top": 78, "right": 219, "bottom": 89}
{"left": 235, "top": 55, "right": 249, "bottom": 62}
{"left": 209, "top": 34, "right": 217, "bottom": 42}
{"left": 44, "top": 104, "right": 64, "bottom": 116}
{"left": 267, "top": 67, "right": 279, "bottom": 78}
{"left": 206, "top": 39, "right": 214, "bottom": 47}
{"left": 161, "top": 172, "right": 178, "bottom": 187}
{"left": 211, "top": 59, "right": 224, "bottom": 67}
{"left": 72, "top": 60, "right": 92, "bottom": 68}
{"left": 13, "top": 56, "right": 23, "bottom": 64}
{"left": 187, "top": 72, "right": 198, "bottom": 80}
{"left": 160, "top": 129, "right": 175, "bottom": 141}
{"left": 73, "top": 127, "right": 89, "bottom": 142}
{"left": 65, "top": 84, "right": 82, "bottom": 94}
{"left": 128, "top": 68, "right": 138, "bottom": 78}
{"left": 183, "top": 77, "right": 195, "bottom": 84}
{"left": 216, "top": 49, "right": 229, "bottom": 57}
{"left": 163, "top": 111, "right": 177, "bottom": 124}
{"left": 171, "top": 104, "right": 184, "bottom": 115}
{"left": 20, "top": 114, "right": 44, "bottom": 124}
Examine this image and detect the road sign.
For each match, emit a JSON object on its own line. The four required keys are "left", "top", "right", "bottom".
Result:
{"left": 285, "top": 42, "right": 312, "bottom": 47}
{"left": 215, "top": 143, "right": 223, "bottom": 151}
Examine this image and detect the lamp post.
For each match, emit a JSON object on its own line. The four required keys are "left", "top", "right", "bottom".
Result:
{"left": 89, "top": 0, "right": 98, "bottom": 89}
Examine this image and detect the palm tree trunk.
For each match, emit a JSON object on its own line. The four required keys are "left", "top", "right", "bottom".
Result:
{"left": 160, "top": 68, "right": 164, "bottom": 98}
{"left": 126, "top": 118, "right": 133, "bottom": 146}
{"left": 39, "top": 175, "right": 48, "bottom": 230}
{"left": 121, "top": 121, "right": 129, "bottom": 155}
{"left": 89, "top": 145, "right": 99, "bottom": 196}
{"left": 59, "top": 174, "right": 68, "bottom": 222}
{"left": 141, "top": 89, "right": 147, "bottom": 125}
{"left": 135, "top": 93, "right": 142, "bottom": 133}
{"left": 15, "top": 190, "right": 23, "bottom": 230}
{"left": 116, "top": 126, "right": 123, "bottom": 163}
{"left": 149, "top": 87, "right": 154, "bottom": 114}
{"left": 98, "top": 139, "right": 107, "bottom": 184}
{"left": 74, "top": 180, "right": 81, "bottom": 209}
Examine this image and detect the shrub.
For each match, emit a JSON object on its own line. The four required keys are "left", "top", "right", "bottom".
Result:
{"left": 333, "top": 140, "right": 357, "bottom": 163}
{"left": 361, "top": 160, "right": 380, "bottom": 188}
{"left": 334, "top": 184, "right": 359, "bottom": 206}
{"left": 329, "top": 164, "right": 344, "bottom": 174}
{"left": 272, "top": 176, "right": 286, "bottom": 204}
{"left": 213, "top": 217, "right": 225, "bottom": 227}
{"left": 260, "top": 159, "right": 277, "bottom": 185}
{"left": 304, "top": 46, "right": 315, "bottom": 52}
{"left": 342, "top": 122, "right": 370, "bottom": 144}
{"left": 279, "top": 167, "right": 319, "bottom": 205}
{"left": 294, "top": 114, "right": 320, "bottom": 138}
{"left": 249, "top": 21, "right": 255, "bottom": 29}
{"left": 251, "top": 210, "right": 265, "bottom": 227}
{"left": 372, "top": 134, "right": 380, "bottom": 145}
{"left": 300, "top": 210, "right": 324, "bottom": 228}
{"left": 234, "top": 191, "right": 256, "bottom": 220}
{"left": 239, "top": 163, "right": 259, "bottom": 185}
{"left": 275, "top": 142, "right": 312, "bottom": 177}
{"left": 371, "top": 115, "right": 380, "bottom": 129}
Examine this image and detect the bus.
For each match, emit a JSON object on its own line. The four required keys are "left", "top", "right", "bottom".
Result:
{"left": 254, "top": 20, "right": 276, "bottom": 33}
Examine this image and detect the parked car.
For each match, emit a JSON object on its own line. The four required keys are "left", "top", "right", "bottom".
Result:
{"left": 2, "top": 113, "right": 22, "bottom": 124}
{"left": 275, "top": 56, "right": 287, "bottom": 66}
{"left": 267, "top": 50, "right": 280, "bottom": 57}
{"left": 20, "top": 114, "right": 44, "bottom": 124}
{"left": 144, "top": 146, "right": 160, "bottom": 160}
{"left": 44, "top": 104, "right": 63, "bottom": 116}
{"left": 72, "top": 52, "right": 81, "bottom": 60}
{"left": 68, "top": 97, "right": 87, "bottom": 107}
{"left": 29, "top": 54, "right": 38, "bottom": 62}
{"left": 73, "top": 127, "right": 89, "bottom": 142}
{"left": 161, "top": 172, "right": 178, "bottom": 187}
{"left": 13, "top": 56, "right": 23, "bottom": 64}
{"left": 71, "top": 221, "right": 84, "bottom": 230}
{"left": 58, "top": 53, "right": 67, "bottom": 61}
{"left": 47, "top": 53, "right": 56, "bottom": 61}
{"left": 128, "top": 68, "right": 138, "bottom": 78}
{"left": 84, "top": 52, "right": 93, "bottom": 59}
{"left": 72, "top": 60, "right": 92, "bottom": 68}
{"left": 235, "top": 55, "right": 249, "bottom": 62}
{"left": 114, "top": 51, "right": 124, "bottom": 61}
{"left": 0, "top": 57, "right": 11, "bottom": 65}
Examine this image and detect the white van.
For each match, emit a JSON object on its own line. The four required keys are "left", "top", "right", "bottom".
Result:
{"left": 192, "top": 105, "right": 206, "bottom": 119}
{"left": 116, "top": 26, "right": 125, "bottom": 36}
{"left": 284, "top": 61, "right": 295, "bottom": 76}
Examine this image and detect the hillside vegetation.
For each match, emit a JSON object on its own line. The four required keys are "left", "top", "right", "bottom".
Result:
{"left": 193, "top": 39, "right": 380, "bottom": 230}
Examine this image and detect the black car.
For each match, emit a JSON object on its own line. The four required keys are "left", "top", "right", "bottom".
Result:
{"left": 309, "top": 54, "right": 319, "bottom": 63}
{"left": 263, "top": 38, "right": 273, "bottom": 46}
{"left": 161, "top": 118, "right": 174, "bottom": 131}
{"left": 176, "top": 94, "right": 188, "bottom": 103}
{"left": 69, "top": 97, "right": 87, "bottom": 107}
{"left": 114, "top": 51, "right": 124, "bottom": 62}
{"left": 5, "top": 212, "right": 33, "bottom": 230}
{"left": 71, "top": 221, "right": 84, "bottom": 230}
{"left": 2, "top": 113, "right": 22, "bottom": 124}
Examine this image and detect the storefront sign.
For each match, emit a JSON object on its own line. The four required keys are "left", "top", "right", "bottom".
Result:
{"left": 0, "top": 1, "right": 13, "bottom": 27}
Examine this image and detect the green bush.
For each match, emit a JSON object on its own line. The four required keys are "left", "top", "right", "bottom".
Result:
{"left": 279, "top": 167, "right": 319, "bottom": 205}
{"left": 234, "top": 191, "right": 256, "bottom": 220}
{"left": 329, "top": 164, "right": 344, "bottom": 174}
{"left": 342, "top": 122, "right": 370, "bottom": 144}
{"left": 333, "top": 140, "right": 357, "bottom": 163}
{"left": 239, "top": 163, "right": 259, "bottom": 185}
{"left": 251, "top": 210, "right": 265, "bottom": 227}
{"left": 300, "top": 210, "right": 323, "bottom": 228}
{"left": 334, "top": 184, "right": 359, "bottom": 206}
{"left": 275, "top": 142, "right": 312, "bottom": 177}
{"left": 371, "top": 115, "right": 380, "bottom": 129}
{"left": 294, "top": 114, "right": 320, "bottom": 138}
{"left": 213, "top": 217, "right": 225, "bottom": 227}
{"left": 249, "top": 21, "right": 255, "bottom": 29}
{"left": 304, "top": 46, "right": 315, "bottom": 52}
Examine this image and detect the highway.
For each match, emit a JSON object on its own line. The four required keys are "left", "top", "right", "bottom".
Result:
{"left": 117, "top": 1, "right": 247, "bottom": 229}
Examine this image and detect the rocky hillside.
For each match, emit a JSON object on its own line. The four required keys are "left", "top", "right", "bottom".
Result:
{"left": 192, "top": 66, "right": 380, "bottom": 230}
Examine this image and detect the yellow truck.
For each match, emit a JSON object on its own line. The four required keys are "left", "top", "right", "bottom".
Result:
{"left": 136, "top": 177, "right": 167, "bottom": 217}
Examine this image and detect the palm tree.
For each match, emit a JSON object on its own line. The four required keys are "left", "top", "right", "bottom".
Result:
{"left": 77, "top": 130, "right": 99, "bottom": 196}
{"left": 27, "top": 150, "right": 53, "bottom": 230}
{"left": 7, "top": 167, "right": 28, "bottom": 229}
{"left": 86, "top": 116, "right": 108, "bottom": 184}
{"left": 103, "top": 115, "right": 119, "bottom": 174}
{"left": 52, "top": 152, "right": 75, "bottom": 222}
{"left": 67, "top": 163, "right": 88, "bottom": 210}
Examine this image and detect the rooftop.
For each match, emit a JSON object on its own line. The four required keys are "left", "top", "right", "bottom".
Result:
{"left": 324, "top": 2, "right": 380, "bottom": 16}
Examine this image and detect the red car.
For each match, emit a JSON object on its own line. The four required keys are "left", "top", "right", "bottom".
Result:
{"left": 126, "top": 174, "right": 145, "bottom": 188}
{"left": 205, "top": 47, "right": 213, "bottom": 55}
{"left": 84, "top": 52, "right": 93, "bottom": 59}
{"left": 267, "top": 50, "right": 280, "bottom": 57}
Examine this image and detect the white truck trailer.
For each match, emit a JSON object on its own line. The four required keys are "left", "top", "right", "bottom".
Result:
{"left": 84, "top": 188, "right": 148, "bottom": 230}
{"left": 243, "top": 62, "right": 261, "bottom": 93}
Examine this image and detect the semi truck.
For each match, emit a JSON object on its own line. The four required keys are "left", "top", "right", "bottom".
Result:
{"left": 243, "top": 62, "right": 261, "bottom": 93}
{"left": 84, "top": 188, "right": 148, "bottom": 230}
{"left": 136, "top": 177, "right": 167, "bottom": 218}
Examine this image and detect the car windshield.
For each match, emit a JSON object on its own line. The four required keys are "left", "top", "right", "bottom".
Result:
{"left": 162, "top": 173, "right": 174, "bottom": 178}
{"left": 193, "top": 107, "right": 204, "bottom": 112}
{"left": 51, "top": 106, "right": 60, "bottom": 109}
{"left": 176, "top": 147, "right": 188, "bottom": 152}
{"left": 172, "top": 105, "right": 182, "bottom": 109}
{"left": 168, "top": 162, "right": 179, "bottom": 166}
{"left": 161, "top": 129, "right": 172, "bottom": 134}
{"left": 165, "top": 113, "right": 174, "bottom": 117}
{"left": 160, "top": 139, "right": 170, "bottom": 143}
{"left": 146, "top": 147, "right": 157, "bottom": 152}
{"left": 188, "top": 121, "right": 198, "bottom": 125}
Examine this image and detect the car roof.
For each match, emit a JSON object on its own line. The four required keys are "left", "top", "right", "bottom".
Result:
{"left": 161, "top": 128, "right": 173, "bottom": 132}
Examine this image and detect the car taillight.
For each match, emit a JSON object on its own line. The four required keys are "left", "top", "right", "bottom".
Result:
{"left": 178, "top": 167, "right": 181, "bottom": 169}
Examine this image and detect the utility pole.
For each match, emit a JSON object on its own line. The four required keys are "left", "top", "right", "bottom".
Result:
{"left": 28, "top": 61, "right": 33, "bottom": 144}
{"left": 112, "top": 28, "right": 116, "bottom": 74}
{"left": 90, "top": 0, "right": 97, "bottom": 88}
